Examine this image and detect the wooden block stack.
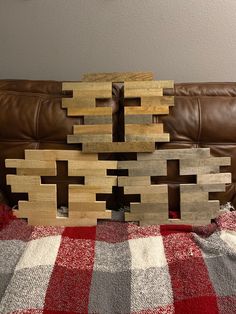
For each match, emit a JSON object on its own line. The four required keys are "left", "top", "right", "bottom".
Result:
{"left": 124, "top": 81, "right": 174, "bottom": 145}
{"left": 5, "top": 150, "right": 115, "bottom": 226}
{"left": 118, "top": 148, "right": 231, "bottom": 225}
{"left": 62, "top": 82, "right": 113, "bottom": 145}
{"left": 63, "top": 74, "right": 174, "bottom": 153}
{"left": 5, "top": 73, "right": 233, "bottom": 227}
{"left": 82, "top": 72, "right": 154, "bottom": 82}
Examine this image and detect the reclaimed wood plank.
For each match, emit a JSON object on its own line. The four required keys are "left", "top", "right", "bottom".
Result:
{"left": 124, "top": 115, "right": 153, "bottom": 124}
{"left": 73, "top": 124, "right": 112, "bottom": 135}
{"left": 197, "top": 173, "right": 231, "bottom": 184}
{"left": 125, "top": 105, "right": 169, "bottom": 115}
{"left": 118, "top": 176, "right": 150, "bottom": 186}
{"left": 62, "top": 82, "right": 112, "bottom": 98}
{"left": 124, "top": 185, "right": 167, "bottom": 194}
{"left": 84, "top": 115, "right": 112, "bottom": 125}
{"left": 25, "top": 150, "right": 98, "bottom": 161}
{"left": 62, "top": 97, "right": 96, "bottom": 108}
{"left": 125, "top": 133, "right": 169, "bottom": 142}
{"left": 68, "top": 134, "right": 112, "bottom": 144}
{"left": 67, "top": 107, "right": 112, "bottom": 116}
{"left": 82, "top": 142, "right": 155, "bottom": 153}
{"left": 141, "top": 96, "right": 174, "bottom": 107}
{"left": 68, "top": 160, "right": 117, "bottom": 170}
{"left": 137, "top": 148, "right": 211, "bottom": 160}
{"left": 125, "top": 123, "right": 163, "bottom": 135}
{"left": 82, "top": 72, "right": 154, "bottom": 82}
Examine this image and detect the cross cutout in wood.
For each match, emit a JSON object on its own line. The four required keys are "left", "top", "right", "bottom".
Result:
{"left": 151, "top": 160, "right": 196, "bottom": 217}
{"left": 118, "top": 148, "right": 231, "bottom": 225}
{"left": 41, "top": 161, "right": 84, "bottom": 212}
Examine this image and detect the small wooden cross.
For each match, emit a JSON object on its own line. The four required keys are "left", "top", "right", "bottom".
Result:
{"left": 151, "top": 160, "right": 196, "bottom": 217}
{"left": 41, "top": 161, "right": 83, "bottom": 211}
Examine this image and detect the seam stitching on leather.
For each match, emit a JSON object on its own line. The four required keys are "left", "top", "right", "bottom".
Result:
{"left": 34, "top": 97, "right": 42, "bottom": 149}
{"left": 196, "top": 97, "right": 202, "bottom": 147}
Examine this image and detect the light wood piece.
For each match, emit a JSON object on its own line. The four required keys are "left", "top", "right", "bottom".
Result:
{"left": 6, "top": 149, "right": 116, "bottom": 226}
{"left": 82, "top": 142, "right": 155, "bottom": 153}
{"left": 82, "top": 72, "right": 154, "bottom": 82}
{"left": 62, "top": 76, "right": 175, "bottom": 153}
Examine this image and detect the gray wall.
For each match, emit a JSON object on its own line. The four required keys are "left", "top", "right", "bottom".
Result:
{"left": 0, "top": 0, "right": 236, "bottom": 82}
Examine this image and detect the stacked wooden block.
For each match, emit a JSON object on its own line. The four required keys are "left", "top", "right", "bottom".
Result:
{"left": 124, "top": 81, "right": 174, "bottom": 145}
{"left": 118, "top": 148, "right": 231, "bottom": 225}
{"left": 62, "top": 76, "right": 174, "bottom": 155}
{"left": 5, "top": 72, "right": 232, "bottom": 226}
{"left": 6, "top": 150, "right": 115, "bottom": 226}
{"left": 62, "top": 82, "right": 113, "bottom": 146}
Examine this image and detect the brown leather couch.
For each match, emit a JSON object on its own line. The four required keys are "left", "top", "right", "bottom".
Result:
{"left": 0, "top": 80, "right": 235, "bottom": 216}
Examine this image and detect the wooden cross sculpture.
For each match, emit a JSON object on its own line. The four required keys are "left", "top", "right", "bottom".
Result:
{"left": 5, "top": 72, "right": 231, "bottom": 226}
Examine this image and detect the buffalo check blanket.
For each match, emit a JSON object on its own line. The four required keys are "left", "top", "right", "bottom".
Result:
{"left": 0, "top": 210, "right": 236, "bottom": 313}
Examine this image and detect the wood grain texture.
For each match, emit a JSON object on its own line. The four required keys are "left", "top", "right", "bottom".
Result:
{"left": 180, "top": 157, "right": 231, "bottom": 168}
{"left": 130, "top": 202, "right": 168, "bottom": 213}
{"left": 118, "top": 176, "right": 150, "bottom": 186}
{"left": 125, "top": 123, "right": 163, "bottom": 135}
{"left": 73, "top": 124, "right": 112, "bottom": 135}
{"left": 69, "top": 192, "right": 96, "bottom": 203}
{"left": 180, "top": 165, "right": 220, "bottom": 175}
{"left": 62, "top": 82, "right": 112, "bottom": 98}
{"left": 180, "top": 200, "right": 219, "bottom": 213}
{"left": 124, "top": 115, "right": 153, "bottom": 124}
{"left": 67, "top": 107, "right": 112, "bottom": 116}
{"left": 69, "top": 201, "right": 106, "bottom": 212}
{"left": 85, "top": 176, "right": 117, "bottom": 186}
{"left": 125, "top": 80, "right": 174, "bottom": 89}
{"left": 180, "top": 183, "right": 226, "bottom": 193}
{"left": 129, "top": 168, "right": 167, "bottom": 176}
{"left": 82, "top": 72, "right": 154, "bottom": 82}
{"left": 118, "top": 159, "right": 167, "bottom": 176}
{"left": 84, "top": 115, "right": 112, "bottom": 125}
{"left": 180, "top": 191, "right": 208, "bottom": 202}
{"left": 7, "top": 174, "right": 40, "bottom": 186}
{"left": 118, "top": 159, "right": 166, "bottom": 171}
{"left": 18, "top": 200, "right": 56, "bottom": 212}
{"left": 82, "top": 142, "right": 155, "bottom": 153}
{"left": 25, "top": 149, "right": 98, "bottom": 161}
{"left": 5, "top": 159, "right": 56, "bottom": 170}
{"left": 124, "top": 81, "right": 174, "bottom": 98}
{"left": 197, "top": 173, "right": 232, "bottom": 184}
{"left": 125, "top": 87, "right": 163, "bottom": 98}
{"left": 141, "top": 96, "right": 174, "bottom": 107}
{"left": 16, "top": 168, "right": 56, "bottom": 176}
{"left": 124, "top": 185, "right": 167, "bottom": 194}
{"left": 137, "top": 148, "right": 211, "bottom": 160}
{"left": 68, "top": 134, "right": 112, "bottom": 144}
{"left": 68, "top": 160, "right": 117, "bottom": 170}
{"left": 68, "top": 168, "right": 106, "bottom": 177}
{"left": 69, "top": 184, "right": 113, "bottom": 194}
{"left": 28, "top": 186, "right": 57, "bottom": 202}
{"left": 125, "top": 133, "right": 169, "bottom": 143}
{"left": 125, "top": 105, "right": 169, "bottom": 115}
{"left": 62, "top": 97, "right": 96, "bottom": 109}
{"left": 141, "top": 193, "right": 168, "bottom": 203}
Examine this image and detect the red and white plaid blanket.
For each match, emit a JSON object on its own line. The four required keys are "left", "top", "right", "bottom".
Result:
{"left": 0, "top": 207, "right": 236, "bottom": 314}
